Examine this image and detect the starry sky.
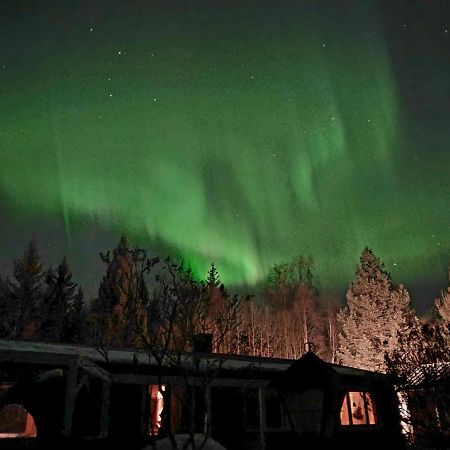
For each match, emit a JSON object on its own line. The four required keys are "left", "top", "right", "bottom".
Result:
{"left": 0, "top": 0, "right": 449, "bottom": 311}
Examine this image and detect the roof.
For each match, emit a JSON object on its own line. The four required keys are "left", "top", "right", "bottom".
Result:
{"left": 0, "top": 339, "right": 292, "bottom": 377}
{"left": 271, "top": 351, "right": 388, "bottom": 389}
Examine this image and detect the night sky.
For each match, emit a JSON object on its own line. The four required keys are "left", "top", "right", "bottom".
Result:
{"left": 0, "top": 0, "right": 449, "bottom": 311}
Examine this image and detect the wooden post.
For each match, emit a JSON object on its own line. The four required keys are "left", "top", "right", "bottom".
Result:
{"left": 62, "top": 363, "right": 78, "bottom": 437}
{"left": 204, "top": 384, "right": 212, "bottom": 437}
{"left": 258, "top": 386, "right": 266, "bottom": 450}
{"left": 99, "top": 379, "right": 111, "bottom": 438}
{"left": 140, "top": 384, "right": 148, "bottom": 438}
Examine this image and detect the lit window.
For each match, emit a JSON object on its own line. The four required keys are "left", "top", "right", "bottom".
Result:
{"left": 340, "top": 392, "right": 377, "bottom": 426}
{"left": 0, "top": 404, "right": 37, "bottom": 438}
{"left": 149, "top": 385, "right": 165, "bottom": 435}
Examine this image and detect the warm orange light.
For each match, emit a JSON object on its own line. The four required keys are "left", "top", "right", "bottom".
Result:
{"left": 149, "top": 385, "right": 165, "bottom": 435}
{"left": 0, "top": 404, "right": 37, "bottom": 438}
{"left": 340, "top": 392, "right": 377, "bottom": 426}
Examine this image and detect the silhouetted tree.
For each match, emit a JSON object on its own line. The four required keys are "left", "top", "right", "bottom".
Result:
{"left": 206, "top": 262, "right": 221, "bottom": 288}
{"left": 64, "top": 287, "right": 87, "bottom": 343}
{"left": 386, "top": 318, "right": 450, "bottom": 447}
{"left": 7, "top": 240, "right": 44, "bottom": 339}
{"left": 142, "top": 258, "right": 245, "bottom": 448}
{"left": 90, "top": 236, "right": 155, "bottom": 349}
{"left": 337, "top": 247, "right": 414, "bottom": 372}
{"left": 39, "top": 258, "right": 81, "bottom": 342}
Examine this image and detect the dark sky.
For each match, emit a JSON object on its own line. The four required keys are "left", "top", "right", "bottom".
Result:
{"left": 0, "top": 0, "right": 449, "bottom": 312}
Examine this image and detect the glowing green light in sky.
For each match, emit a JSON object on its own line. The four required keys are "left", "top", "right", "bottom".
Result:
{"left": 0, "top": 1, "right": 448, "bottom": 292}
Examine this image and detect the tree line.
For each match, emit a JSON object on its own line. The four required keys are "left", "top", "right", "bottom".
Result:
{"left": 0, "top": 237, "right": 449, "bottom": 373}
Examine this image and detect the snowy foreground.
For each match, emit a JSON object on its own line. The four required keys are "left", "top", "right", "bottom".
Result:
{"left": 145, "top": 434, "right": 226, "bottom": 450}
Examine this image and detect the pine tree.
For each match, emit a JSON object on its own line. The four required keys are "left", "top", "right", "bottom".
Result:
{"left": 90, "top": 236, "right": 151, "bottom": 348}
{"left": 8, "top": 240, "right": 44, "bottom": 339}
{"left": 64, "top": 287, "right": 87, "bottom": 343}
{"left": 206, "top": 263, "right": 221, "bottom": 288}
{"left": 337, "top": 247, "right": 414, "bottom": 372}
{"left": 39, "top": 258, "right": 80, "bottom": 342}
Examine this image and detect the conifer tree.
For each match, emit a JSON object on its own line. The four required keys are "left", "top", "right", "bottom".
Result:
{"left": 206, "top": 262, "right": 221, "bottom": 288}
{"left": 64, "top": 286, "right": 87, "bottom": 343}
{"left": 8, "top": 240, "right": 44, "bottom": 339}
{"left": 337, "top": 247, "right": 414, "bottom": 372}
{"left": 39, "top": 258, "right": 81, "bottom": 342}
{"left": 90, "top": 236, "right": 152, "bottom": 347}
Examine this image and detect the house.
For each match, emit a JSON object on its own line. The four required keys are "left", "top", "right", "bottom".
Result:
{"left": 0, "top": 339, "right": 405, "bottom": 449}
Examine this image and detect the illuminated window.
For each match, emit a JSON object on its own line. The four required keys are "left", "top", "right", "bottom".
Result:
{"left": 0, "top": 404, "right": 37, "bottom": 438}
{"left": 149, "top": 385, "right": 165, "bottom": 435}
{"left": 340, "top": 392, "right": 377, "bottom": 426}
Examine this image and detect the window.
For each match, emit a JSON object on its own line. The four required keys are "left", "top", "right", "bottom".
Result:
{"left": 0, "top": 404, "right": 37, "bottom": 438}
{"left": 149, "top": 385, "right": 165, "bottom": 435}
{"left": 340, "top": 392, "right": 377, "bottom": 426}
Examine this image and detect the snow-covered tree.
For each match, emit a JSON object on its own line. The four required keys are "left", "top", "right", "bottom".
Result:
{"left": 337, "top": 247, "right": 414, "bottom": 372}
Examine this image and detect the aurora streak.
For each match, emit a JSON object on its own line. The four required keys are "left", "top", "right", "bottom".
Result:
{"left": 0, "top": 1, "right": 448, "bottom": 302}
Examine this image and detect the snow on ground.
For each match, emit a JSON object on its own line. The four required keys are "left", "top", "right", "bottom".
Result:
{"left": 146, "top": 434, "right": 226, "bottom": 450}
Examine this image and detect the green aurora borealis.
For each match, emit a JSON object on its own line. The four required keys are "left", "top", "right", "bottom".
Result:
{"left": 0, "top": 1, "right": 449, "bottom": 303}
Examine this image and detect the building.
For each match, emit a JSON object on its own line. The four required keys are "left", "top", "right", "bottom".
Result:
{"left": 0, "top": 339, "right": 405, "bottom": 449}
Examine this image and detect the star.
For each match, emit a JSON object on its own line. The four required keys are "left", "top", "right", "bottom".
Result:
{"left": 322, "top": 43, "right": 326, "bottom": 47}
{"left": 109, "top": 93, "right": 113, "bottom": 97}
{"left": 153, "top": 98, "right": 157, "bottom": 102}
{"left": 445, "top": 28, "right": 449, "bottom": 35}
{"left": 331, "top": 116, "right": 335, "bottom": 121}
{"left": 118, "top": 51, "right": 122, "bottom": 55}
{"left": 90, "top": 28, "right": 94, "bottom": 32}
